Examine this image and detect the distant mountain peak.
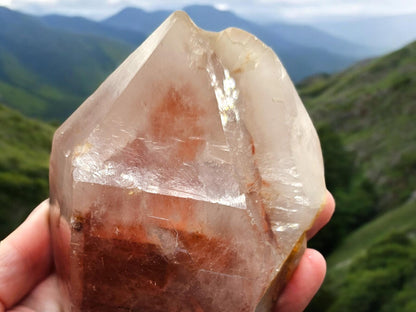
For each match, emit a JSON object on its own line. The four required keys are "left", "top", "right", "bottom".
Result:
{"left": 103, "top": 6, "right": 171, "bottom": 33}
{"left": 112, "top": 6, "right": 148, "bottom": 17}
{"left": 101, "top": 5, "right": 362, "bottom": 82}
{"left": 182, "top": 4, "right": 243, "bottom": 22}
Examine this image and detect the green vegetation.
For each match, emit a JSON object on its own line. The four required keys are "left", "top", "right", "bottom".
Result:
{"left": 0, "top": 7, "right": 133, "bottom": 121}
{"left": 308, "top": 123, "right": 377, "bottom": 255}
{"left": 308, "top": 200, "right": 416, "bottom": 311}
{"left": 330, "top": 229, "right": 416, "bottom": 312}
{"left": 303, "top": 41, "right": 416, "bottom": 311}
{"left": 300, "top": 41, "right": 416, "bottom": 212}
{"left": 0, "top": 103, "right": 54, "bottom": 238}
{"left": 328, "top": 200, "right": 416, "bottom": 268}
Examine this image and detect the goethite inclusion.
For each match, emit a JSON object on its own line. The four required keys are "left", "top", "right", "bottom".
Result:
{"left": 49, "top": 11, "right": 326, "bottom": 312}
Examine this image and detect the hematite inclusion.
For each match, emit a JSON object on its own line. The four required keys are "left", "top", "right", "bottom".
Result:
{"left": 49, "top": 11, "right": 326, "bottom": 312}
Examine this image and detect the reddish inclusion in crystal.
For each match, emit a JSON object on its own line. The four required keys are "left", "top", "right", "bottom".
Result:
{"left": 150, "top": 86, "right": 206, "bottom": 163}
{"left": 77, "top": 201, "right": 240, "bottom": 311}
{"left": 71, "top": 87, "right": 243, "bottom": 310}
{"left": 110, "top": 86, "right": 207, "bottom": 170}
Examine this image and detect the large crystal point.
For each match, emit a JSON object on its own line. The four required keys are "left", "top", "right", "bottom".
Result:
{"left": 49, "top": 11, "right": 326, "bottom": 312}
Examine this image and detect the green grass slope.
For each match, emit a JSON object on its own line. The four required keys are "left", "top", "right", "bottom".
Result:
{"left": 299, "top": 41, "right": 416, "bottom": 211}
{"left": 309, "top": 199, "right": 416, "bottom": 312}
{"left": 302, "top": 41, "right": 416, "bottom": 312}
{"left": 0, "top": 7, "right": 133, "bottom": 121}
{"left": 328, "top": 199, "right": 416, "bottom": 269}
{"left": 0, "top": 103, "right": 54, "bottom": 238}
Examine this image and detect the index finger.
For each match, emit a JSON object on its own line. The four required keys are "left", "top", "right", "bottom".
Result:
{"left": 0, "top": 200, "right": 52, "bottom": 310}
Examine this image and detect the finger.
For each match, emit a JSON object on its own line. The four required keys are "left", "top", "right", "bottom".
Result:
{"left": 0, "top": 200, "right": 52, "bottom": 309}
{"left": 306, "top": 191, "right": 335, "bottom": 240}
{"left": 9, "top": 274, "right": 61, "bottom": 312}
{"left": 275, "top": 248, "right": 326, "bottom": 312}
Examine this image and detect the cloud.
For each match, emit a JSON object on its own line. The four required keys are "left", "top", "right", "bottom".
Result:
{"left": 214, "top": 3, "right": 230, "bottom": 11}
{"left": 278, "top": 2, "right": 363, "bottom": 19}
{"left": 0, "top": 0, "right": 12, "bottom": 6}
{"left": 3, "top": 0, "right": 416, "bottom": 21}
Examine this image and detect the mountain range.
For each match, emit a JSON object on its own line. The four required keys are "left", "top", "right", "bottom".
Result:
{"left": 314, "top": 13, "right": 416, "bottom": 54}
{"left": 103, "top": 5, "right": 365, "bottom": 78}
{"left": 0, "top": 6, "right": 132, "bottom": 120}
{"left": 0, "top": 4, "right": 378, "bottom": 120}
{"left": 41, "top": 14, "right": 146, "bottom": 46}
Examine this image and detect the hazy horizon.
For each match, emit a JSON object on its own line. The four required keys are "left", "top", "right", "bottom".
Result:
{"left": 1, "top": 0, "right": 416, "bottom": 24}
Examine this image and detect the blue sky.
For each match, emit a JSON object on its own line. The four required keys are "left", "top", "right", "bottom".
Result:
{"left": 1, "top": 0, "right": 416, "bottom": 22}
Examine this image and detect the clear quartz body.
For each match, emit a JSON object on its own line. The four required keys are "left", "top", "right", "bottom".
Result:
{"left": 49, "top": 11, "right": 326, "bottom": 312}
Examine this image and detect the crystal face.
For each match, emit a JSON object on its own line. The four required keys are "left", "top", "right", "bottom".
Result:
{"left": 49, "top": 11, "right": 326, "bottom": 312}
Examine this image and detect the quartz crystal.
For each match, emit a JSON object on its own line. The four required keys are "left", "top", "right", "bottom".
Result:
{"left": 49, "top": 11, "right": 326, "bottom": 312}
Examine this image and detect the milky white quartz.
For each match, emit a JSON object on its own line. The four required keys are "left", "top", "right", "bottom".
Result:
{"left": 49, "top": 11, "right": 326, "bottom": 312}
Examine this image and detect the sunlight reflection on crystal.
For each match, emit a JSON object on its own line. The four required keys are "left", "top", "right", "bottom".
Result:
{"left": 208, "top": 67, "right": 240, "bottom": 126}
{"left": 73, "top": 154, "right": 247, "bottom": 209}
{"left": 271, "top": 222, "right": 300, "bottom": 232}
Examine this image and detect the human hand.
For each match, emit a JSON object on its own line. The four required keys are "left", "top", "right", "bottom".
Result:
{"left": 0, "top": 192, "right": 334, "bottom": 311}
{"left": 0, "top": 200, "right": 60, "bottom": 311}
{"left": 275, "top": 190, "right": 335, "bottom": 312}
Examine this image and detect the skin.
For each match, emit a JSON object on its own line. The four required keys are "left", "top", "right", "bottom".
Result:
{"left": 0, "top": 191, "right": 335, "bottom": 312}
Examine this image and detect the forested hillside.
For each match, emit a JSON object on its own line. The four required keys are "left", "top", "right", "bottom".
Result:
{"left": 0, "top": 7, "right": 132, "bottom": 120}
{"left": 301, "top": 41, "right": 415, "bottom": 211}
{"left": 0, "top": 103, "right": 54, "bottom": 237}
{"left": 301, "top": 41, "right": 416, "bottom": 312}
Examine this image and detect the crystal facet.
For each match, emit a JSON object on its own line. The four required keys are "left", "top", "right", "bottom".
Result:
{"left": 49, "top": 11, "right": 326, "bottom": 312}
